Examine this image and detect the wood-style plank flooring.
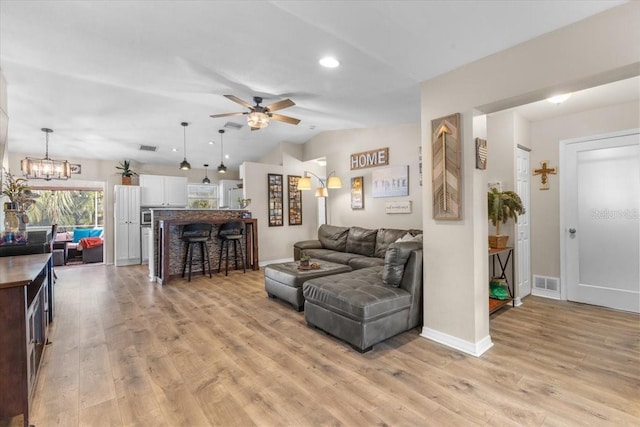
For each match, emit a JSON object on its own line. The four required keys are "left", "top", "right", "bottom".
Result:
{"left": 29, "top": 264, "right": 640, "bottom": 426}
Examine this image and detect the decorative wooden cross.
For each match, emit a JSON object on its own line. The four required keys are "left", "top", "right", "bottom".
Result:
{"left": 533, "top": 161, "right": 556, "bottom": 190}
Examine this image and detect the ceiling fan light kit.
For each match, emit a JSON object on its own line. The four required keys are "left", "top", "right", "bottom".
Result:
{"left": 179, "top": 122, "right": 191, "bottom": 170}
{"left": 247, "top": 111, "right": 269, "bottom": 129}
{"left": 217, "top": 129, "right": 227, "bottom": 174}
{"left": 21, "top": 128, "right": 71, "bottom": 181}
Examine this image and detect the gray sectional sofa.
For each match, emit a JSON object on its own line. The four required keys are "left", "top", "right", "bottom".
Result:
{"left": 292, "top": 224, "right": 423, "bottom": 352}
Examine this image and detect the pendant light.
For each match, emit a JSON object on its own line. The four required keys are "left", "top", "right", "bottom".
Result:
{"left": 217, "top": 129, "right": 227, "bottom": 174}
{"left": 21, "top": 128, "right": 71, "bottom": 180}
{"left": 179, "top": 122, "right": 191, "bottom": 170}
{"left": 202, "top": 164, "right": 211, "bottom": 184}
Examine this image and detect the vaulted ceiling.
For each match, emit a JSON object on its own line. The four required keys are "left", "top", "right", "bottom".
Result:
{"left": 0, "top": 1, "right": 626, "bottom": 171}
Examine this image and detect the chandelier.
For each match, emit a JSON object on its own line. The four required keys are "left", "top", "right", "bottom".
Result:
{"left": 21, "top": 128, "right": 71, "bottom": 180}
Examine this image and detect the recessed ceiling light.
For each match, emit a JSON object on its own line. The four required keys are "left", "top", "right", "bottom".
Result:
{"left": 209, "top": 141, "right": 214, "bottom": 145}
{"left": 319, "top": 56, "right": 340, "bottom": 68}
{"left": 547, "top": 93, "right": 571, "bottom": 104}
{"left": 225, "top": 154, "right": 229, "bottom": 159}
{"left": 172, "top": 148, "right": 177, "bottom": 152}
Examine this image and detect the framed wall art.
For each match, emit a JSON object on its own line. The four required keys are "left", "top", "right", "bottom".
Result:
{"left": 70, "top": 163, "right": 82, "bottom": 174}
{"left": 475, "top": 138, "right": 487, "bottom": 170}
{"left": 432, "top": 113, "right": 461, "bottom": 220}
{"left": 372, "top": 165, "right": 408, "bottom": 198}
{"left": 288, "top": 175, "right": 302, "bottom": 225}
{"left": 267, "top": 173, "right": 283, "bottom": 227}
{"left": 351, "top": 176, "right": 364, "bottom": 209}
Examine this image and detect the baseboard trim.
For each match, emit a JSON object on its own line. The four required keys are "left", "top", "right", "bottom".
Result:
{"left": 420, "top": 327, "right": 493, "bottom": 357}
{"left": 514, "top": 297, "right": 523, "bottom": 307}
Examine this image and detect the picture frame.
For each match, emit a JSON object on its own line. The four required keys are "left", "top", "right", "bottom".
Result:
{"left": 287, "top": 175, "right": 302, "bottom": 225}
{"left": 351, "top": 176, "right": 364, "bottom": 209}
{"left": 475, "top": 138, "right": 487, "bottom": 170}
{"left": 70, "top": 163, "right": 81, "bottom": 174}
{"left": 267, "top": 173, "right": 284, "bottom": 227}
{"left": 371, "top": 165, "right": 409, "bottom": 198}
{"left": 432, "top": 113, "right": 461, "bottom": 220}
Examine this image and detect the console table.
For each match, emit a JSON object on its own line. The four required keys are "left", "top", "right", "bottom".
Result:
{"left": 0, "top": 253, "right": 53, "bottom": 427}
{"left": 489, "top": 247, "right": 515, "bottom": 313}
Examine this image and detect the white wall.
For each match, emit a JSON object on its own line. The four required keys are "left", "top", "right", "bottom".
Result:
{"left": 530, "top": 100, "right": 640, "bottom": 279}
{"left": 304, "top": 123, "right": 422, "bottom": 230}
{"left": 420, "top": 2, "right": 640, "bottom": 355}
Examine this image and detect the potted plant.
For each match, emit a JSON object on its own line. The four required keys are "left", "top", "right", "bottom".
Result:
{"left": 1, "top": 169, "right": 30, "bottom": 210}
{"left": 299, "top": 253, "right": 311, "bottom": 269}
{"left": 488, "top": 188, "right": 525, "bottom": 249}
{"left": 116, "top": 160, "right": 137, "bottom": 185}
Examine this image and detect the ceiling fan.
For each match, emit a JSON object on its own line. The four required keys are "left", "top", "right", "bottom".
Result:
{"left": 210, "top": 95, "right": 301, "bottom": 131}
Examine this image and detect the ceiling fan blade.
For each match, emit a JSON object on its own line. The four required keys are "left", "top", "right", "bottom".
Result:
{"left": 265, "top": 98, "right": 295, "bottom": 112}
{"left": 224, "top": 94, "right": 254, "bottom": 109}
{"left": 270, "top": 113, "right": 301, "bottom": 125}
{"left": 209, "top": 112, "right": 245, "bottom": 118}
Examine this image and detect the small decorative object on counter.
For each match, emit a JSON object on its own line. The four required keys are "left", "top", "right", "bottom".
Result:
{"left": 237, "top": 198, "right": 251, "bottom": 209}
{"left": 1, "top": 169, "right": 34, "bottom": 244}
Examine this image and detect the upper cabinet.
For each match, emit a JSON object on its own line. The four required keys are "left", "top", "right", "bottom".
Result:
{"left": 139, "top": 174, "right": 188, "bottom": 207}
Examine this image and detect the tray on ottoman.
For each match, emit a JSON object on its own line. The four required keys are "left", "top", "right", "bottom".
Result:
{"left": 264, "top": 259, "right": 352, "bottom": 311}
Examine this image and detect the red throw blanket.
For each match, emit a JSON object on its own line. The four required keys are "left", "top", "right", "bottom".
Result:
{"left": 79, "top": 237, "right": 103, "bottom": 249}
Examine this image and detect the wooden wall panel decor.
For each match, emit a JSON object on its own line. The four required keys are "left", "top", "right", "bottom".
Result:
{"left": 267, "top": 173, "right": 283, "bottom": 227}
{"left": 432, "top": 113, "right": 461, "bottom": 220}
{"left": 287, "top": 175, "right": 302, "bottom": 225}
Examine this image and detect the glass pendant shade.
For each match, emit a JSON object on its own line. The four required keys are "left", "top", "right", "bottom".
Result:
{"left": 247, "top": 111, "right": 269, "bottom": 128}
{"left": 202, "top": 164, "right": 210, "bottom": 184}
{"left": 21, "top": 128, "right": 71, "bottom": 180}
{"left": 179, "top": 122, "right": 191, "bottom": 170}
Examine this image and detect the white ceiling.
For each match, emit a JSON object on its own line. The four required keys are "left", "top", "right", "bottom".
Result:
{"left": 0, "top": 0, "right": 628, "bottom": 171}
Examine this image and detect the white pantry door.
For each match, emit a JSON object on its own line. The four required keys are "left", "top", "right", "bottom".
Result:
{"left": 562, "top": 130, "right": 639, "bottom": 313}
{"left": 516, "top": 148, "right": 531, "bottom": 299}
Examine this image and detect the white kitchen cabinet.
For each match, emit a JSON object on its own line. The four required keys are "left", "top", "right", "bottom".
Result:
{"left": 114, "top": 185, "right": 141, "bottom": 266}
{"left": 140, "top": 174, "right": 187, "bottom": 207}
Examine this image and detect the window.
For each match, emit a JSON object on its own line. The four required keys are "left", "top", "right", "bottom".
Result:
{"left": 27, "top": 188, "right": 104, "bottom": 232}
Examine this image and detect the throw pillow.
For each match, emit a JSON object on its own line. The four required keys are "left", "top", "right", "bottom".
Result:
{"left": 395, "top": 232, "right": 423, "bottom": 243}
{"left": 383, "top": 241, "right": 422, "bottom": 287}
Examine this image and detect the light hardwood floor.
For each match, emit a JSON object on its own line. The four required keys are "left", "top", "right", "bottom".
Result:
{"left": 28, "top": 264, "right": 639, "bottom": 426}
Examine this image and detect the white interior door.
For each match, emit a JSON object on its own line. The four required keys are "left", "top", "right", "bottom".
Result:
{"left": 516, "top": 148, "right": 531, "bottom": 300}
{"left": 562, "top": 130, "right": 639, "bottom": 313}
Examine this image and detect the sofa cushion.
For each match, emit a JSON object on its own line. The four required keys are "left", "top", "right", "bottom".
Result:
{"left": 302, "top": 267, "right": 411, "bottom": 321}
{"left": 73, "top": 228, "right": 103, "bottom": 243}
{"left": 348, "top": 256, "right": 385, "bottom": 270}
{"left": 374, "top": 228, "right": 409, "bottom": 258}
{"left": 301, "top": 248, "right": 364, "bottom": 265}
{"left": 383, "top": 242, "right": 423, "bottom": 287}
{"left": 345, "top": 226, "right": 377, "bottom": 257}
{"left": 318, "top": 224, "right": 349, "bottom": 252}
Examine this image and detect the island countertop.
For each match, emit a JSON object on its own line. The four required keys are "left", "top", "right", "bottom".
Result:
{"left": 153, "top": 212, "right": 258, "bottom": 285}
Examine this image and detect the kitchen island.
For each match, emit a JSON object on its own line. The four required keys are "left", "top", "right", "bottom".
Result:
{"left": 150, "top": 209, "right": 258, "bottom": 285}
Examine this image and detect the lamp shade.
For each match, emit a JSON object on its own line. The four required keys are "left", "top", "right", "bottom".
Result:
{"left": 327, "top": 176, "right": 342, "bottom": 189}
{"left": 297, "top": 176, "right": 312, "bottom": 190}
{"left": 315, "top": 187, "right": 328, "bottom": 198}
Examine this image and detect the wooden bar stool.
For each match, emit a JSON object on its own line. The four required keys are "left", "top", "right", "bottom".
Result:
{"left": 217, "top": 220, "right": 246, "bottom": 276}
{"left": 181, "top": 223, "right": 212, "bottom": 281}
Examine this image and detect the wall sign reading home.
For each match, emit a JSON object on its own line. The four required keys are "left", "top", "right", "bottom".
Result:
{"left": 350, "top": 147, "right": 389, "bottom": 170}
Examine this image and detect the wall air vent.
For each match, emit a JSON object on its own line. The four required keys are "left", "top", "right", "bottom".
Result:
{"left": 224, "top": 122, "right": 242, "bottom": 130}
{"left": 532, "top": 275, "right": 561, "bottom": 299}
{"left": 139, "top": 144, "right": 158, "bottom": 152}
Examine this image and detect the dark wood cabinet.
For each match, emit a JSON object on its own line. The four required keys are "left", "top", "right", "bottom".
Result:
{"left": 0, "top": 254, "right": 53, "bottom": 427}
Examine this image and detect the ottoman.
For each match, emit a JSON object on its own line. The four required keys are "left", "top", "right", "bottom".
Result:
{"left": 264, "top": 259, "right": 352, "bottom": 311}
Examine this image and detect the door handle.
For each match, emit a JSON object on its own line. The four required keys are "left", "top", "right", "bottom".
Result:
{"left": 569, "top": 228, "right": 577, "bottom": 235}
